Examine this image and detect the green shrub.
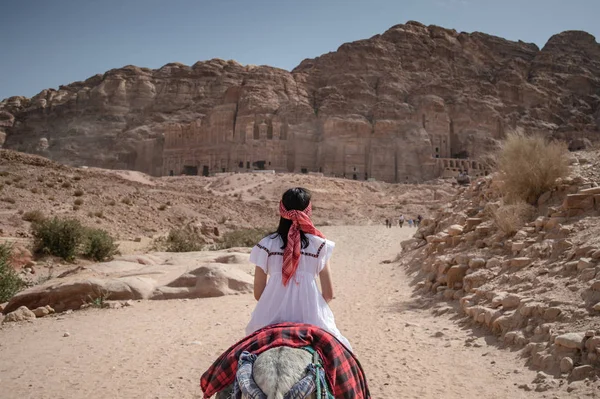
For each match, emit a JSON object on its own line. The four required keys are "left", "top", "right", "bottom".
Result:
{"left": 0, "top": 243, "right": 25, "bottom": 302}
{"left": 496, "top": 130, "right": 570, "bottom": 204}
{"left": 82, "top": 228, "right": 119, "bottom": 262}
{"left": 164, "top": 227, "right": 205, "bottom": 252}
{"left": 22, "top": 210, "right": 46, "bottom": 224}
{"left": 32, "top": 217, "right": 85, "bottom": 261}
{"left": 219, "top": 228, "right": 270, "bottom": 249}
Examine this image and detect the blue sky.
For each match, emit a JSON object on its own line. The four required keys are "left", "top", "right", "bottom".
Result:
{"left": 0, "top": 0, "right": 598, "bottom": 99}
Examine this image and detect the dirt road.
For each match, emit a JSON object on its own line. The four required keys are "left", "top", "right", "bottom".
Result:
{"left": 0, "top": 226, "right": 549, "bottom": 398}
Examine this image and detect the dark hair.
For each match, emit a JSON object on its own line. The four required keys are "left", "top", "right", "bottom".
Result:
{"left": 270, "top": 187, "right": 311, "bottom": 249}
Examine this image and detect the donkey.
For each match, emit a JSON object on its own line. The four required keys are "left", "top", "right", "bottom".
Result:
{"left": 216, "top": 346, "right": 317, "bottom": 399}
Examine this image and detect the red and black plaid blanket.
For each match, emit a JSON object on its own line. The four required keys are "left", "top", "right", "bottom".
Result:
{"left": 200, "top": 322, "right": 370, "bottom": 398}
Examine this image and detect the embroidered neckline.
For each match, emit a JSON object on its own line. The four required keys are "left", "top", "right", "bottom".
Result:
{"left": 257, "top": 241, "right": 326, "bottom": 258}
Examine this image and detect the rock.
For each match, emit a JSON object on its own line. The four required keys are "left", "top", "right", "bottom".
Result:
{"left": 563, "top": 194, "right": 595, "bottom": 211}
{"left": 501, "top": 294, "right": 522, "bottom": 309}
{"left": 3, "top": 306, "right": 36, "bottom": 323}
{"left": 555, "top": 332, "right": 585, "bottom": 350}
{"left": 543, "top": 307, "right": 562, "bottom": 321}
{"left": 63, "top": 332, "right": 70, "bottom": 337}
{"left": 579, "top": 268, "right": 596, "bottom": 282}
{"left": 151, "top": 264, "right": 253, "bottom": 299}
{"left": 510, "top": 257, "right": 532, "bottom": 268}
{"left": 4, "top": 253, "right": 254, "bottom": 313}
{"left": 511, "top": 242, "right": 525, "bottom": 252}
{"left": 465, "top": 218, "right": 483, "bottom": 231}
{"left": 446, "top": 265, "right": 469, "bottom": 289}
{"left": 591, "top": 250, "right": 600, "bottom": 260}
{"left": 570, "top": 365, "right": 594, "bottom": 381}
{"left": 468, "top": 258, "right": 486, "bottom": 269}
{"left": 577, "top": 258, "right": 594, "bottom": 271}
{"left": 32, "top": 305, "right": 54, "bottom": 318}
{"left": 593, "top": 302, "right": 600, "bottom": 311}
{"left": 447, "top": 225, "right": 464, "bottom": 237}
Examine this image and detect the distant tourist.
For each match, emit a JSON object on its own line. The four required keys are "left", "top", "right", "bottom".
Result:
{"left": 408, "top": 219, "right": 413, "bottom": 228}
{"left": 399, "top": 214, "right": 405, "bottom": 228}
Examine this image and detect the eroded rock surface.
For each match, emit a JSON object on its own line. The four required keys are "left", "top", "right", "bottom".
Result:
{"left": 2, "top": 23, "right": 598, "bottom": 182}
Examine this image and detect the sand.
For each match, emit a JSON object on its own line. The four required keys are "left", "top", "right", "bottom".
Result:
{"left": 0, "top": 226, "right": 552, "bottom": 398}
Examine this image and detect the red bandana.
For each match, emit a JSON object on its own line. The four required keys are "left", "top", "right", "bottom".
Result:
{"left": 279, "top": 201, "right": 325, "bottom": 286}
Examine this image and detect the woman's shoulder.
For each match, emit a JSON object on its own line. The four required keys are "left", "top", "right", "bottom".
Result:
{"left": 304, "top": 234, "right": 335, "bottom": 257}
{"left": 255, "top": 233, "right": 282, "bottom": 251}
{"left": 306, "top": 233, "right": 334, "bottom": 246}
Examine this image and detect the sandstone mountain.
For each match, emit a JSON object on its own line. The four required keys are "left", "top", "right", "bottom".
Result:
{"left": 1, "top": 21, "right": 599, "bottom": 182}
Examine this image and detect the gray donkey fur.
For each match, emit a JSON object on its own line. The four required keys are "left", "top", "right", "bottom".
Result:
{"left": 216, "top": 347, "right": 317, "bottom": 399}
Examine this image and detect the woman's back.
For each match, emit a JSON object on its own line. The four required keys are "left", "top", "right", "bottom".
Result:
{"left": 246, "top": 233, "right": 352, "bottom": 350}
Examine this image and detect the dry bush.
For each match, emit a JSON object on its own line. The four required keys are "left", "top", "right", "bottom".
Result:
{"left": 1, "top": 197, "right": 16, "bottom": 204}
{"left": 218, "top": 228, "right": 270, "bottom": 249}
{"left": 22, "top": 210, "right": 46, "bottom": 224}
{"left": 121, "top": 197, "right": 133, "bottom": 205}
{"left": 61, "top": 181, "right": 72, "bottom": 189}
{"left": 82, "top": 228, "right": 118, "bottom": 262}
{"left": 74, "top": 198, "right": 84, "bottom": 206}
{"left": 15, "top": 183, "right": 26, "bottom": 189}
{"left": 33, "top": 217, "right": 85, "bottom": 261}
{"left": 108, "top": 199, "right": 116, "bottom": 206}
{"left": 30, "top": 187, "right": 39, "bottom": 194}
{"left": 94, "top": 210, "right": 104, "bottom": 218}
{"left": 0, "top": 171, "right": 8, "bottom": 177}
{"left": 163, "top": 227, "right": 205, "bottom": 252}
{"left": 73, "top": 175, "right": 82, "bottom": 181}
{"left": 158, "top": 204, "right": 167, "bottom": 211}
{"left": 496, "top": 130, "right": 569, "bottom": 204}
{"left": 37, "top": 176, "right": 44, "bottom": 182}
{"left": 73, "top": 189, "right": 84, "bottom": 197}
{"left": 491, "top": 202, "right": 535, "bottom": 236}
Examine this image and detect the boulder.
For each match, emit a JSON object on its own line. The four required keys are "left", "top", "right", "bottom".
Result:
{"left": 152, "top": 264, "right": 253, "bottom": 299}
{"left": 446, "top": 265, "right": 469, "bottom": 290}
{"left": 554, "top": 332, "right": 585, "bottom": 350}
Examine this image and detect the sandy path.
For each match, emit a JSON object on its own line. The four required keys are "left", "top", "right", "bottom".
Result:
{"left": 0, "top": 226, "right": 549, "bottom": 398}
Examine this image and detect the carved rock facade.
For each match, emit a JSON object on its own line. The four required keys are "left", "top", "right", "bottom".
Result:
{"left": 1, "top": 22, "right": 599, "bottom": 182}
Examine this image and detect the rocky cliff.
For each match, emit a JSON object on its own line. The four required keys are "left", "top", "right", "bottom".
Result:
{"left": 1, "top": 21, "right": 599, "bottom": 181}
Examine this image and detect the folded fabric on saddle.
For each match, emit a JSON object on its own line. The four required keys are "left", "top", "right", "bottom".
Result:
{"left": 200, "top": 322, "right": 370, "bottom": 399}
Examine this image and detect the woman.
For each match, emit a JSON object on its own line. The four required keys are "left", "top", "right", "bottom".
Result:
{"left": 245, "top": 187, "right": 352, "bottom": 350}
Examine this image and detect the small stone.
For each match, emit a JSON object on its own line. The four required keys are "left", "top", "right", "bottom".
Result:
{"left": 593, "top": 302, "right": 600, "bottom": 311}
{"left": 468, "top": 258, "right": 486, "bottom": 269}
{"left": 585, "top": 330, "right": 595, "bottom": 337}
{"left": 32, "top": 305, "right": 54, "bottom": 318}
{"left": 591, "top": 250, "right": 600, "bottom": 260}
{"left": 63, "top": 332, "right": 70, "bottom": 337}
{"left": 447, "top": 225, "right": 464, "bottom": 236}
{"left": 560, "top": 357, "right": 574, "bottom": 373}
